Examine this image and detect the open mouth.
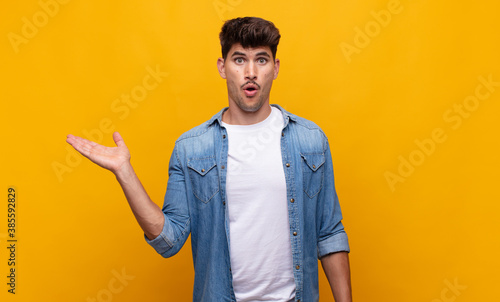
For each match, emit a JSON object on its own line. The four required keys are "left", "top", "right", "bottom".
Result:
{"left": 242, "top": 83, "right": 259, "bottom": 97}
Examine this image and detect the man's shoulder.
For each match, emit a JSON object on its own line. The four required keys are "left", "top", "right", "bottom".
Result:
{"left": 175, "top": 108, "right": 225, "bottom": 144}
{"left": 289, "top": 113, "right": 322, "bottom": 131}
{"left": 176, "top": 120, "right": 212, "bottom": 142}
{"left": 275, "top": 105, "right": 329, "bottom": 153}
{"left": 277, "top": 105, "right": 325, "bottom": 135}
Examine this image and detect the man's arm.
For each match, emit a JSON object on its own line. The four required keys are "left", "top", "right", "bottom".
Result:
{"left": 66, "top": 132, "right": 164, "bottom": 239}
{"left": 321, "top": 251, "right": 352, "bottom": 302}
{"left": 113, "top": 162, "right": 165, "bottom": 240}
{"left": 316, "top": 137, "right": 352, "bottom": 301}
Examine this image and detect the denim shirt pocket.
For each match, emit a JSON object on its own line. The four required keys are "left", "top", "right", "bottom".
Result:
{"left": 300, "top": 152, "right": 325, "bottom": 198}
{"left": 187, "top": 156, "right": 219, "bottom": 203}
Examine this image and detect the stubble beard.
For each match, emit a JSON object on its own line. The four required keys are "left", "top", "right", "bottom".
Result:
{"left": 234, "top": 94, "right": 267, "bottom": 113}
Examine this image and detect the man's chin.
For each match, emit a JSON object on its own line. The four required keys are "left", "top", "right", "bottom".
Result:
{"left": 236, "top": 98, "right": 265, "bottom": 113}
{"left": 240, "top": 102, "right": 266, "bottom": 113}
{"left": 240, "top": 106, "right": 261, "bottom": 113}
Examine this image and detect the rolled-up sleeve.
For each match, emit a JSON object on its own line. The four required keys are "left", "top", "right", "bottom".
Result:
{"left": 318, "top": 228, "right": 350, "bottom": 258}
{"left": 144, "top": 143, "right": 191, "bottom": 258}
{"left": 317, "top": 138, "right": 350, "bottom": 258}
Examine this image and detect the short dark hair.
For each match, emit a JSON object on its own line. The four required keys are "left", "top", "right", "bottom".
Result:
{"left": 219, "top": 17, "right": 281, "bottom": 61}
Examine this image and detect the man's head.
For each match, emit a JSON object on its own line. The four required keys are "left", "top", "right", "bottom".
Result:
{"left": 217, "top": 17, "right": 281, "bottom": 124}
{"left": 219, "top": 17, "right": 281, "bottom": 61}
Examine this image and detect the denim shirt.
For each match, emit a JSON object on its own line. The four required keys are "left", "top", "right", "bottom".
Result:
{"left": 145, "top": 104, "right": 350, "bottom": 302}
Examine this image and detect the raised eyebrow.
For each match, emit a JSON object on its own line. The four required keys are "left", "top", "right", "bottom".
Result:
{"left": 255, "top": 51, "right": 271, "bottom": 58}
{"left": 231, "top": 51, "right": 247, "bottom": 58}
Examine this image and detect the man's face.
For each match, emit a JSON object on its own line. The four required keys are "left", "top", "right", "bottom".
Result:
{"left": 217, "top": 43, "right": 280, "bottom": 114}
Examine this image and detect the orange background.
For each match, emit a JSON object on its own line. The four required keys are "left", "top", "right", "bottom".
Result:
{"left": 1, "top": 0, "right": 499, "bottom": 301}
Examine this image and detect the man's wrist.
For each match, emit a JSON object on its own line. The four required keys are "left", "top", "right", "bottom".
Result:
{"left": 114, "top": 162, "right": 135, "bottom": 183}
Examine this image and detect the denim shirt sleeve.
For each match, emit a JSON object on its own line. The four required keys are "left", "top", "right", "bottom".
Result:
{"left": 144, "top": 143, "right": 191, "bottom": 258}
{"left": 317, "top": 138, "right": 350, "bottom": 258}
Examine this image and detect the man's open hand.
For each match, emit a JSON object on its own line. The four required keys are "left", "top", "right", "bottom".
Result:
{"left": 66, "top": 131, "right": 165, "bottom": 239}
{"left": 66, "top": 132, "right": 131, "bottom": 175}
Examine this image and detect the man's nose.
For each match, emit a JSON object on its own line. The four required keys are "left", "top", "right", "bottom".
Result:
{"left": 245, "top": 61, "right": 257, "bottom": 80}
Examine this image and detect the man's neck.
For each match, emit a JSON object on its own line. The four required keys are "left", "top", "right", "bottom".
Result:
{"left": 222, "top": 105, "right": 272, "bottom": 125}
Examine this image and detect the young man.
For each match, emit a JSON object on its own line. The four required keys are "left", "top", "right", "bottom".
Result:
{"left": 67, "top": 17, "right": 352, "bottom": 302}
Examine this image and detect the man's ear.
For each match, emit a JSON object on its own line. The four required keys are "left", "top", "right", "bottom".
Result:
{"left": 273, "top": 58, "right": 280, "bottom": 80}
{"left": 217, "top": 58, "right": 226, "bottom": 79}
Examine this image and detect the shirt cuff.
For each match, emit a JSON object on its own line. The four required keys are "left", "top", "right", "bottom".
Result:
{"left": 317, "top": 231, "right": 350, "bottom": 258}
{"left": 144, "top": 219, "right": 173, "bottom": 255}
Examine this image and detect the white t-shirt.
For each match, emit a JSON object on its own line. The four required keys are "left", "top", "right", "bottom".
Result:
{"left": 222, "top": 106, "right": 296, "bottom": 302}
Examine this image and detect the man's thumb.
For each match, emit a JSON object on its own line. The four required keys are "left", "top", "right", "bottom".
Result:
{"left": 113, "top": 132, "right": 126, "bottom": 147}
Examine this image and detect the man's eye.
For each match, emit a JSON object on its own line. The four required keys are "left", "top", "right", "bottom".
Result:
{"left": 235, "top": 58, "right": 244, "bottom": 64}
{"left": 258, "top": 58, "right": 267, "bottom": 64}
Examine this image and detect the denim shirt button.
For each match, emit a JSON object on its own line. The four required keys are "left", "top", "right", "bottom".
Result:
{"left": 221, "top": 165, "right": 225, "bottom": 169}
{"left": 223, "top": 134, "right": 226, "bottom": 139}
{"left": 293, "top": 232, "right": 297, "bottom": 236}
{"left": 290, "top": 198, "right": 295, "bottom": 203}
{"left": 286, "top": 163, "right": 290, "bottom": 167}
{"left": 295, "top": 265, "right": 300, "bottom": 270}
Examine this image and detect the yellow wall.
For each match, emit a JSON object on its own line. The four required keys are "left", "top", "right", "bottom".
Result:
{"left": 1, "top": 0, "right": 499, "bottom": 301}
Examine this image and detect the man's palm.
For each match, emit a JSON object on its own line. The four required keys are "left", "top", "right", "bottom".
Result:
{"left": 66, "top": 132, "right": 130, "bottom": 174}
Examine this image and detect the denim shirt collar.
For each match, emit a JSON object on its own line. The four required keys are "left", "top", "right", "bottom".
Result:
{"left": 206, "top": 104, "right": 296, "bottom": 128}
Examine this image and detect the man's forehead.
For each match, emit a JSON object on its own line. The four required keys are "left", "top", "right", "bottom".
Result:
{"left": 228, "top": 44, "right": 272, "bottom": 56}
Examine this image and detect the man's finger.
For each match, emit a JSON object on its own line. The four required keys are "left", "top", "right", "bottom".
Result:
{"left": 66, "top": 134, "right": 77, "bottom": 145}
{"left": 67, "top": 134, "right": 102, "bottom": 149}
{"left": 113, "top": 132, "right": 126, "bottom": 148}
